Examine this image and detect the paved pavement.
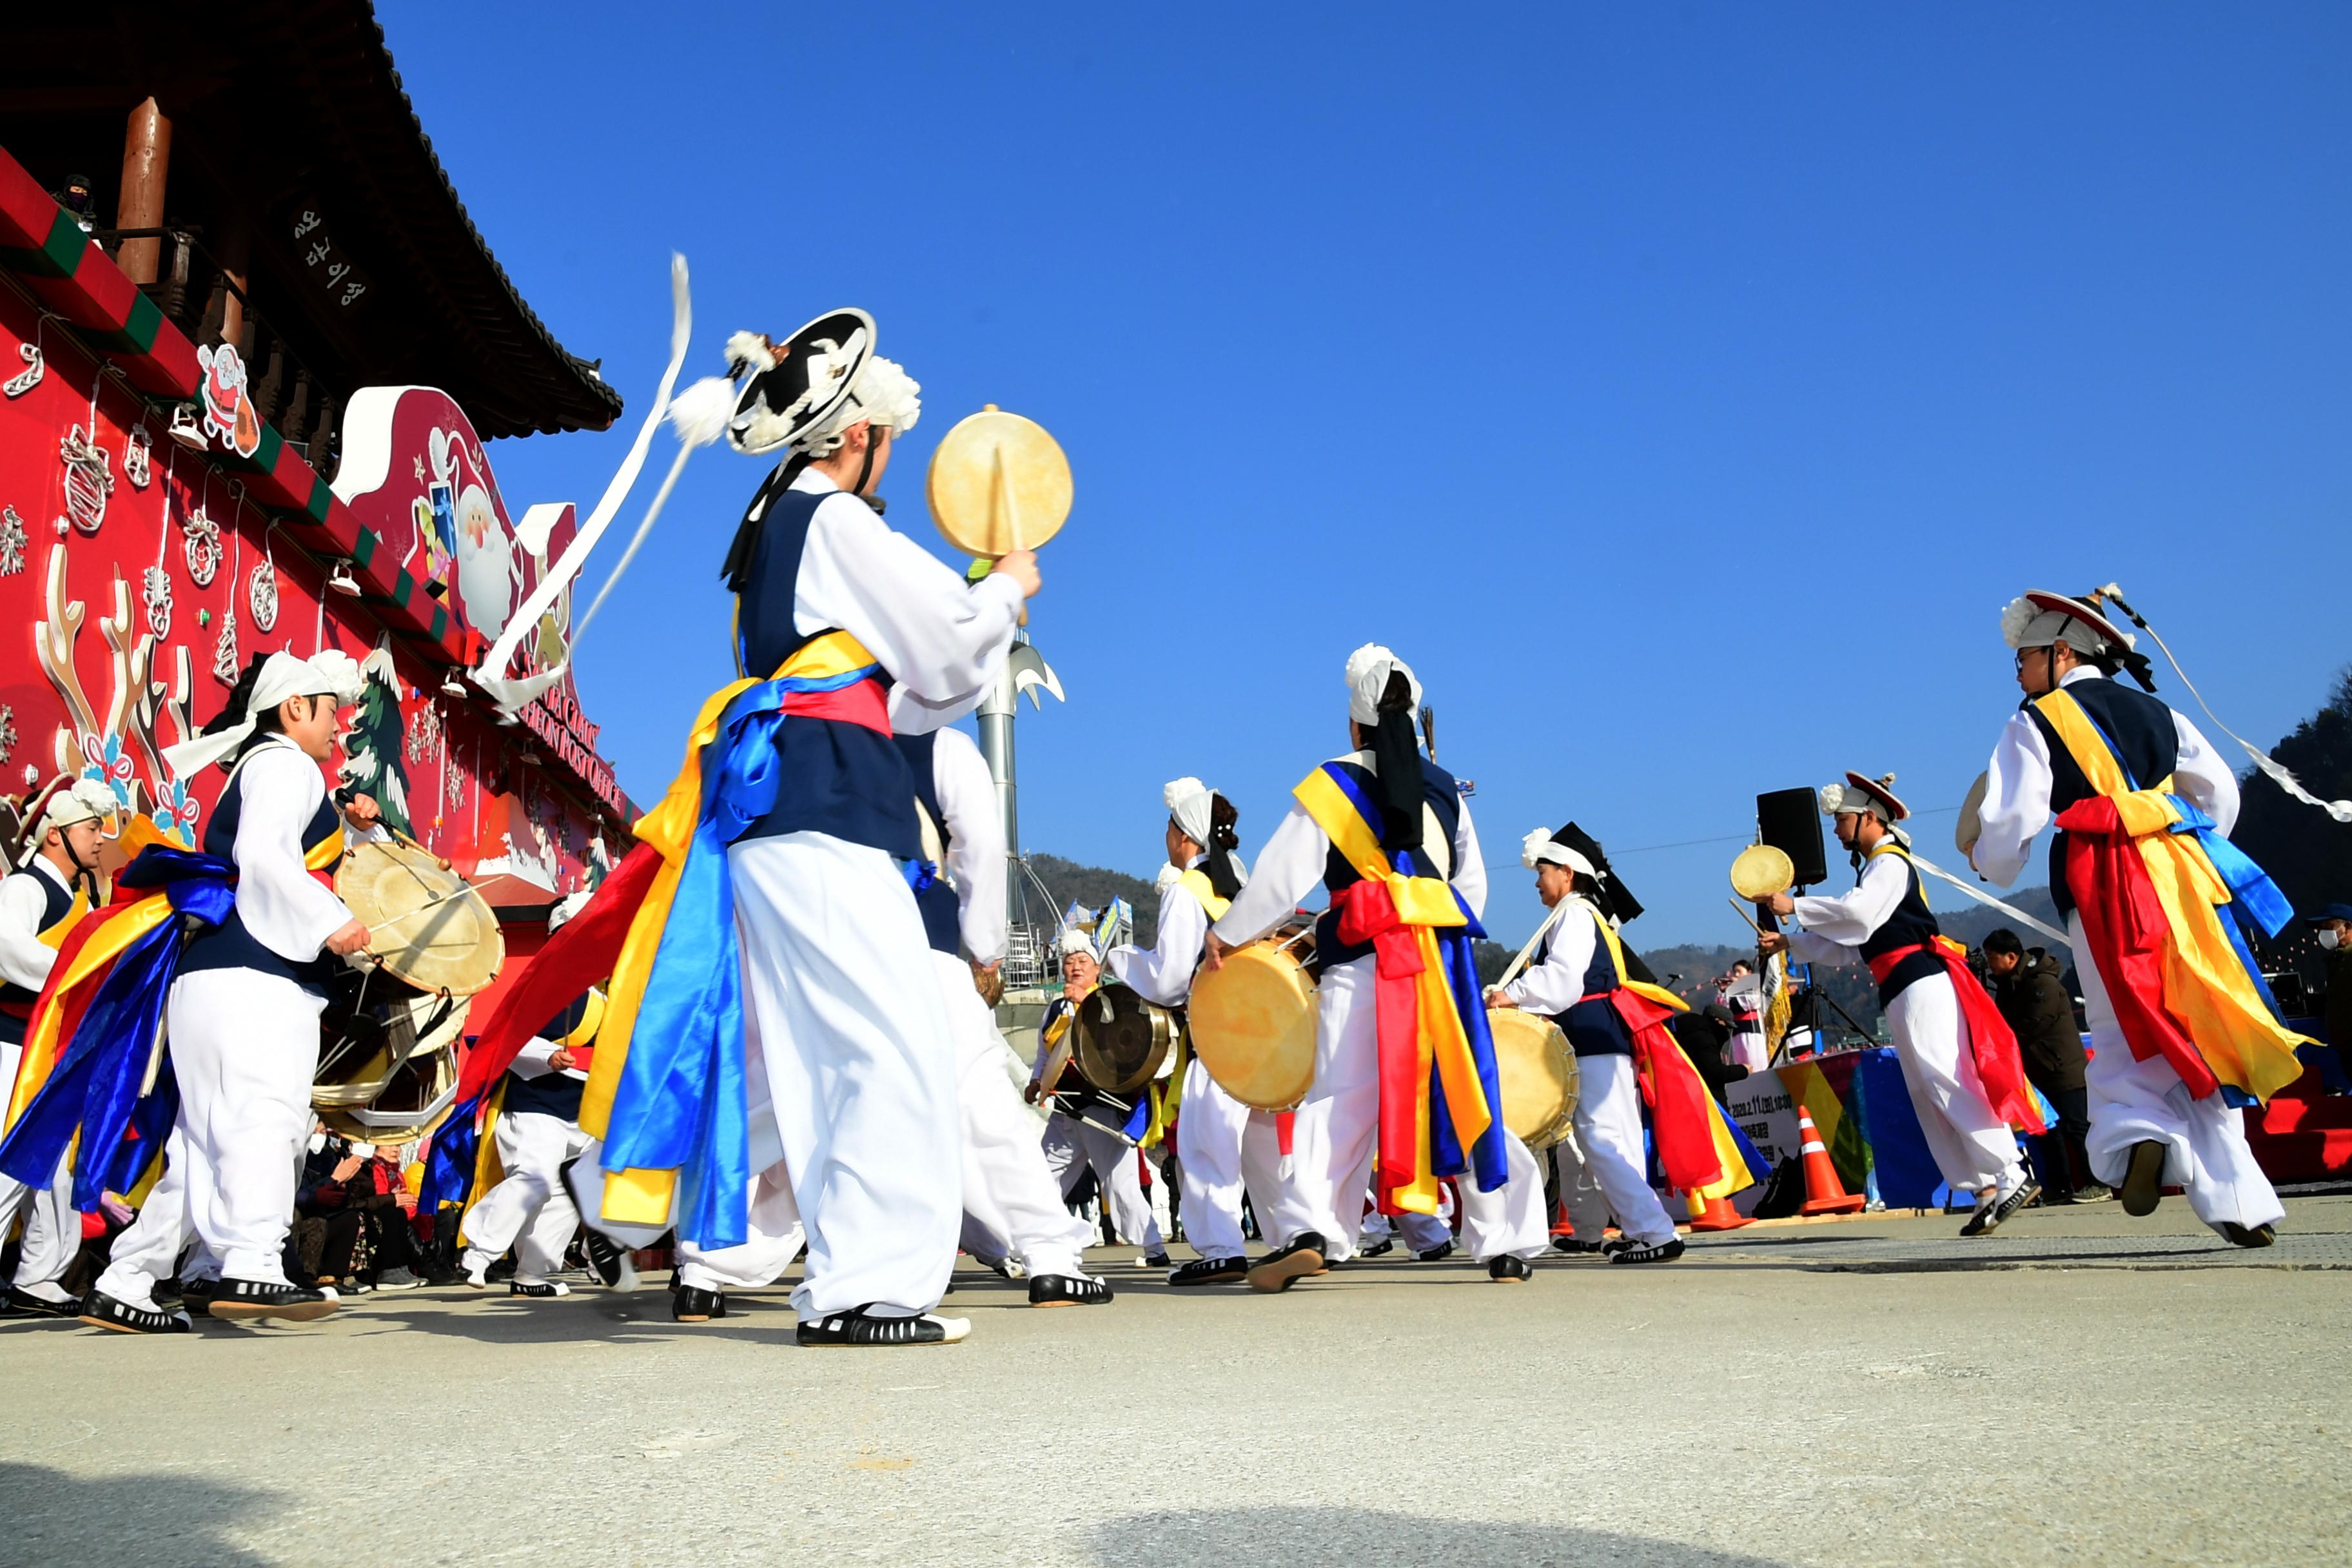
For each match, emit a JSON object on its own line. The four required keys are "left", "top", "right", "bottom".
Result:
{"left": 2, "top": 1193, "right": 2347, "bottom": 1567}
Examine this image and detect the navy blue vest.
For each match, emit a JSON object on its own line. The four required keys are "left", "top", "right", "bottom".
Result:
{"left": 1856, "top": 850, "right": 1944, "bottom": 1006}
{"left": 892, "top": 730, "right": 961, "bottom": 956}
{"left": 1314, "top": 755, "right": 1465, "bottom": 968}
{"left": 1535, "top": 906, "right": 1635, "bottom": 1059}
{"left": 734, "top": 487, "right": 921, "bottom": 858}
{"left": 503, "top": 990, "right": 595, "bottom": 1122}
{"left": 2024, "top": 677, "right": 2179, "bottom": 917}
{"left": 180, "top": 747, "right": 344, "bottom": 998}
{"left": 0, "top": 864, "right": 79, "bottom": 1016}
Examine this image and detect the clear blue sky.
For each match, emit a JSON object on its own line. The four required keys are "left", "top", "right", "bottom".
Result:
{"left": 386, "top": 3, "right": 2352, "bottom": 950}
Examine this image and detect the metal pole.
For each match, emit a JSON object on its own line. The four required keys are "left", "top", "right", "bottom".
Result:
{"left": 977, "top": 659, "right": 1017, "bottom": 855}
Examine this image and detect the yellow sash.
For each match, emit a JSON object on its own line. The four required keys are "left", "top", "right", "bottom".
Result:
{"left": 2035, "top": 689, "right": 2306, "bottom": 1099}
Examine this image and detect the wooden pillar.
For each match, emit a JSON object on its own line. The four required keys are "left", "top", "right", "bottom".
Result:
{"left": 217, "top": 210, "right": 250, "bottom": 348}
{"left": 115, "top": 97, "right": 173, "bottom": 285}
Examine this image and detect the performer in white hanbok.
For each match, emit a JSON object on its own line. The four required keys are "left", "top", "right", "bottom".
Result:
{"left": 1758, "top": 772, "right": 2041, "bottom": 1236}
{"left": 84, "top": 652, "right": 376, "bottom": 1331}
{"left": 0, "top": 779, "right": 111, "bottom": 1318}
{"left": 896, "top": 716, "right": 1106, "bottom": 1306}
{"left": 1488, "top": 828, "right": 1685, "bottom": 1264}
{"left": 1207, "top": 645, "right": 1548, "bottom": 1289}
{"left": 1966, "top": 591, "right": 2304, "bottom": 1244}
{"left": 1028, "top": 934, "right": 1170, "bottom": 1267}
{"left": 1102, "top": 778, "right": 1280, "bottom": 1286}
{"left": 591, "top": 314, "right": 1032, "bottom": 1347}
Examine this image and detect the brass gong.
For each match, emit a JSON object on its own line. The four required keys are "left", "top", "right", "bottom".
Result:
{"left": 926, "top": 405, "right": 1072, "bottom": 558}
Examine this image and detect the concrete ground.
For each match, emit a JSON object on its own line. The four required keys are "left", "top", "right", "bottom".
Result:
{"left": 2, "top": 1193, "right": 2347, "bottom": 1568}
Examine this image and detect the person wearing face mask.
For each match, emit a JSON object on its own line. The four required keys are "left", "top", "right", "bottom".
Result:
{"left": 1104, "top": 778, "right": 1280, "bottom": 1287}
{"left": 1758, "top": 772, "right": 2043, "bottom": 1238}
{"left": 0, "top": 778, "right": 114, "bottom": 1317}
{"left": 2309, "top": 906, "right": 2352, "bottom": 1092}
{"left": 1966, "top": 591, "right": 2308, "bottom": 1246}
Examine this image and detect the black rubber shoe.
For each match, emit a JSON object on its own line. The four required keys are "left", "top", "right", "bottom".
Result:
{"left": 510, "top": 1280, "right": 570, "bottom": 1298}
{"left": 1488, "top": 1254, "right": 1534, "bottom": 1282}
{"left": 1607, "top": 1237, "right": 1687, "bottom": 1266}
{"left": 1141, "top": 1251, "right": 1173, "bottom": 1269}
{"left": 796, "top": 1306, "right": 970, "bottom": 1346}
{"left": 1550, "top": 1237, "right": 1606, "bottom": 1256}
{"left": 1246, "top": 1232, "right": 1327, "bottom": 1294}
{"left": 1028, "top": 1273, "right": 1112, "bottom": 1307}
{"left": 207, "top": 1278, "right": 337, "bottom": 1322}
{"left": 671, "top": 1286, "right": 729, "bottom": 1322}
{"left": 2119, "top": 1141, "right": 2168, "bottom": 1217}
{"left": 582, "top": 1228, "right": 636, "bottom": 1289}
{"left": 2220, "top": 1221, "right": 2277, "bottom": 1248}
{"left": 1358, "top": 1238, "right": 1396, "bottom": 1258}
{"left": 1166, "top": 1255, "right": 1250, "bottom": 1287}
{"left": 78, "top": 1289, "right": 193, "bottom": 1335}
{"left": 1412, "top": 1240, "right": 1456, "bottom": 1263}
{"left": 4, "top": 1286, "right": 77, "bottom": 1318}
{"left": 177, "top": 1278, "right": 218, "bottom": 1318}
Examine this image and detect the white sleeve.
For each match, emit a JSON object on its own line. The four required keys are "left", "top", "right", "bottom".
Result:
{"left": 796, "top": 495, "right": 1024, "bottom": 704}
{"left": 889, "top": 649, "right": 1005, "bottom": 736}
{"left": 1970, "top": 712, "right": 2053, "bottom": 887}
{"left": 509, "top": 1038, "right": 562, "bottom": 1079}
{"left": 2170, "top": 710, "right": 2240, "bottom": 836}
{"left": 1107, "top": 883, "right": 1208, "bottom": 1007}
{"left": 233, "top": 747, "right": 358, "bottom": 963}
{"left": 0, "top": 875, "right": 58, "bottom": 991}
{"left": 1786, "top": 928, "right": 1858, "bottom": 968}
{"left": 1449, "top": 790, "right": 1487, "bottom": 921}
{"left": 1789, "top": 853, "right": 1908, "bottom": 947}
{"left": 932, "top": 728, "right": 1006, "bottom": 965}
{"left": 1212, "top": 801, "right": 1328, "bottom": 946}
{"left": 1502, "top": 906, "right": 1595, "bottom": 1015}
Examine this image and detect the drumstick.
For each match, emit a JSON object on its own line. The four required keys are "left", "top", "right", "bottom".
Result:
{"left": 1726, "top": 897, "right": 1769, "bottom": 939}
{"left": 1492, "top": 904, "right": 1565, "bottom": 992}
{"left": 388, "top": 825, "right": 455, "bottom": 871}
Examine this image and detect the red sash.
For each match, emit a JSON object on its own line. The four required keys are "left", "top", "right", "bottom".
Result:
{"left": 1865, "top": 939, "right": 2045, "bottom": 1133}
{"left": 2054, "top": 797, "right": 2218, "bottom": 1099}
{"left": 1331, "top": 878, "right": 1436, "bottom": 1212}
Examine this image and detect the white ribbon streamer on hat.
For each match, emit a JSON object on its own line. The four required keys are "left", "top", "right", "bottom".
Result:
{"left": 163, "top": 650, "right": 366, "bottom": 776}
{"left": 1902, "top": 846, "right": 2071, "bottom": 948}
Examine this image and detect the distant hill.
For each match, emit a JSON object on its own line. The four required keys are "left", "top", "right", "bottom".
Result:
{"left": 1027, "top": 854, "right": 1165, "bottom": 947}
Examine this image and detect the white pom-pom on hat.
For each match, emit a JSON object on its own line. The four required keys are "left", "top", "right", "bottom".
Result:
{"left": 666, "top": 375, "right": 737, "bottom": 451}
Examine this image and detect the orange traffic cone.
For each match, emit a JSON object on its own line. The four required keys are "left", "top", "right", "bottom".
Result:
{"left": 1796, "top": 1104, "right": 1866, "bottom": 1215}
{"left": 1685, "top": 1191, "right": 1752, "bottom": 1231}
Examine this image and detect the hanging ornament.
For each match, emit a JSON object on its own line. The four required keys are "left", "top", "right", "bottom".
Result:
{"left": 3, "top": 341, "right": 42, "bottom": 399}
{"left": 59, "top": 425, "right": 115, "bottom": 536}
{"left": 248, "top": 558, "right": 278, "bottom": 633}
{"left": 0, "top": 704, "right": 14, "bottom": 767}
{"left": 213, "top": 603, "right": 240, "bottom": 685}
{"left": 179, "top": 500, "right": 220, "bottom": 585}
{"left": 124, "top": 427, "right": 152, "bottom": 490}
{"left": 142, "top": 565, "right": 172, "bottom": 638}
{"left": 0, "top": 504, "right": 24, "bottom": 576}
{"left": 19, "top": 763, "right": 34, "bottom": 789}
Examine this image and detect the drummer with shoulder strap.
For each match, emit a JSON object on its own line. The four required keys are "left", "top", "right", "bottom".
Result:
{"left": 77, "top": 652, "right": 379, "bottom": 1333}
{"left": 1031, "top": 931, "right": 1170, "bottom": 1269}
{"left": 1104, "top": 778, "right": 1280, "bottom": 1287}
{"left": 1203, "top": 644, "right": 1547, "bottom": 1291}
{"left": 1757, "top": 772, "right": 2043, "bottom": 1237}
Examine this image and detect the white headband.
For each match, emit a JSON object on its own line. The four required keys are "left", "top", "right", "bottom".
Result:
{"left": 165, "top": 651, "right": 365, "bottom": 776}
{"left": 1164, "top": 776, "right": 1215, "bottom": 848}
{"left": 1345, "top": 642, "right": 1422, "bottom": 727}
{"left": 798, "top": 354, "right": 921, "bottom": 457}
{"left": 1520, "top": 828, "right": 1596, "bottom": 879}
{"left": 19, "top": 778, "right": 119, "bottom": 866}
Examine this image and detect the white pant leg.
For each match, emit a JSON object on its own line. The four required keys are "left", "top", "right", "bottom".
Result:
{"left": 1885, "top": 973, "right": 2024, "bottom": 1196}
{"left": 938, "top": 954, "right": 1093, "bottom": 1279}
{"left": 729, "top": 834, "right": 960, "bottom": 1322}
{"left": 2071, "top": 914, "right": 2284, "bottom": 1230}
{"left": 1550, "top": 1132, "right": 1612, "bottom": 1241}
{"left": 1272, "top": 956, "right": 1381, "bottom": 1260}
{"left": 462, "top": 1111, "right": 589, "bottom": 1283}
{"left": 95, "top": 1130, "right": 191, "bottom": 1308}
{"left": 1079, "top": 1124, "right": 1161, "bottom": 1250}
{"left": 1175, "top": 1058, "right": 1259, "bottom": 1260}
{"left": 167, "top": 971, "right": 323, "bottom": 1284}
{"left": 1040, "top": 1112, "right": 1086, "bottom": 1200}
{"left": 1573, "top": 1054, "right": 1678, "bottom": 1246}
{"left": 10, "top": 1162, "right": 81, "bottom": 1297}
{"left": 1396, "top": 1209, "right": 1453, "bottom": 1253}
{"left": 676, "top": 1161, "right": 808, "bottom": 1291}
{"left": 1455, "top": 1130, "right": 1549, "bottom": 1261}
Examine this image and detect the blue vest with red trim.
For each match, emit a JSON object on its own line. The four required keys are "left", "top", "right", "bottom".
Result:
{"left": 1856, "top": 850, "right": 1943, "bottom": 1006}
{"left": 1533, "top": 905, "right": 1636, "bottom": 1059}
{"left": 892, "top": 730, "right": 961, "bottom": 956}
{"left": 733, "top": 487, "right": 921, "bottom": 858}
{"left": 180, "top": 749, "right": 345, "bottom": 999}
{"left": 2023, "top": 676, "right": 2178, "bottom": 918}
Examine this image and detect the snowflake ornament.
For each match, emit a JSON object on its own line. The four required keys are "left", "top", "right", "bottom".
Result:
{"left": 179, "top": 501, "right": 220, "bottom": 585}
{"left": 0, "top": 504, "right": 24, "bottom": 576}
{"left": 142, "top": 565, "right": 172, "bottom": 638}
{"left": 248, "top": 557, "right": 279, "bottom": 632}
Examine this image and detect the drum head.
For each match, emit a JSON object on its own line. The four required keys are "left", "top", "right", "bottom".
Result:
{"left": 926, "top": 407, "right": 1072, "bottom": 558}
{"left": 1188, "top": 943, "right": 1317, "bottom": 1112}
{"left": 338, "top": 841, "right": 504, "bottom": 996}
{"left": 1729, "top": 843, "right": 1795, "bottom": 901}
{"left": 1956, "top": 770, "right": 1990, "bottom": 856}
{"left": 1073, "top": 983, "right": 1171, "bottom": 1095}
{"left": 1487, "top": 1008, "right": 1578, "bottom": 1150}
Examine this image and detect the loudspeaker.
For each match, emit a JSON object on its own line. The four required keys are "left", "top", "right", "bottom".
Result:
{"left": 1756, "top": 787, "right": 1828, "bottom": 888}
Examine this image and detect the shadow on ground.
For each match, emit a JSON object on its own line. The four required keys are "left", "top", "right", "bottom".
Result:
{"left": 1088, "top": 1507, "right": 1788, "bottom": 1568}
{"left": 0, "top": 1462, "right": 277, "bottom": 1565}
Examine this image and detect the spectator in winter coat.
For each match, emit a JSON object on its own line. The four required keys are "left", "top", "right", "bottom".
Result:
{"left": 1981, "top": 928, "right": 2104, "bottom": 1203}
{"left": 2306, "top": 903, "right": 2352, "bottom": 1095}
